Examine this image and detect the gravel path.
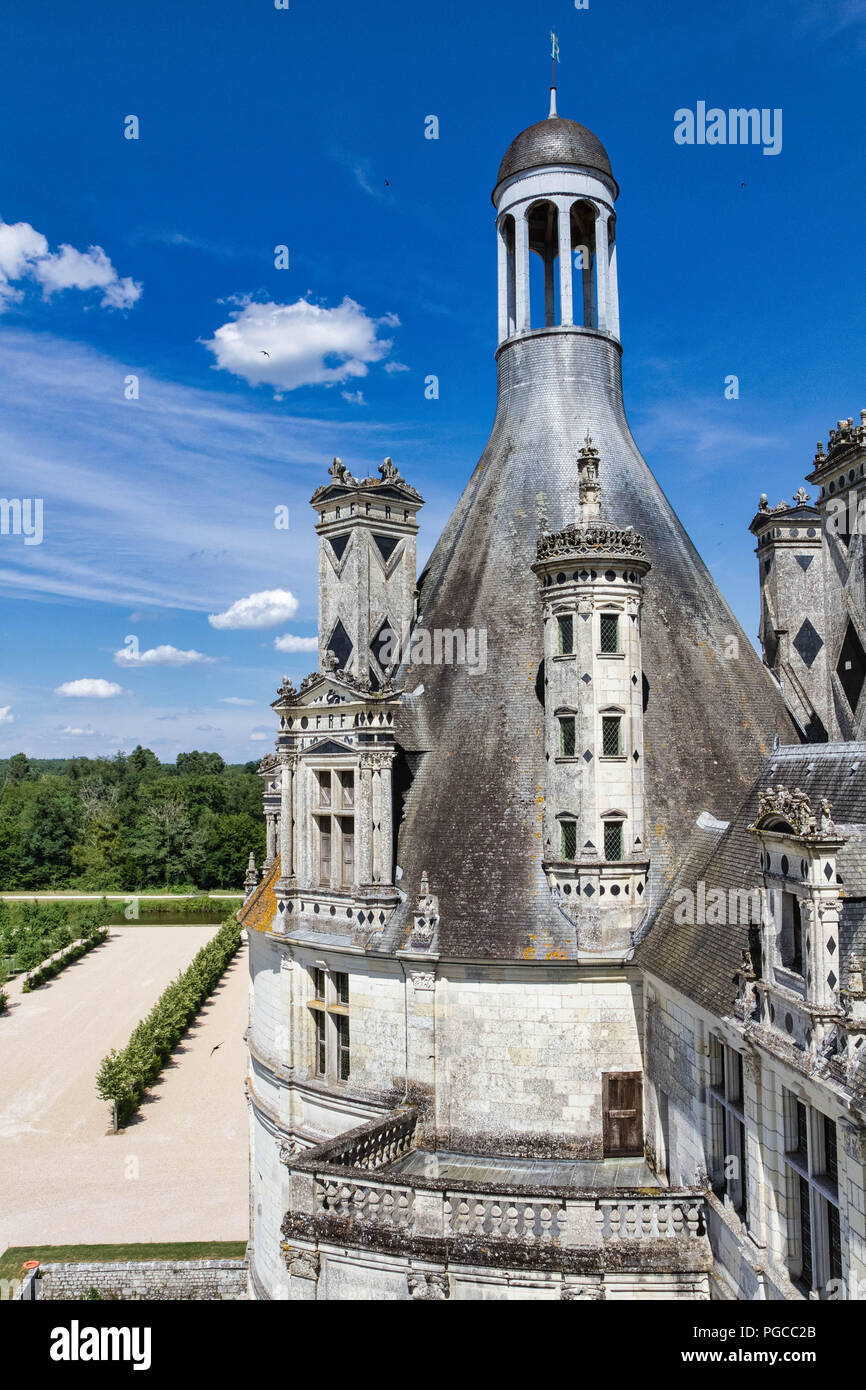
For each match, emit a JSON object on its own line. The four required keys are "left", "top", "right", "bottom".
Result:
{"left": 0, "top": 926, "right": 248, "bottom": 1249}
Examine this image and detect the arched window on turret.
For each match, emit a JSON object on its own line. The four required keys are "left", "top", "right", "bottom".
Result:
{"left": 527, "top": 200, "right": 561, "bottom": 330}
{"left": 570, "top": 201, "right": 598, "bottom": 329}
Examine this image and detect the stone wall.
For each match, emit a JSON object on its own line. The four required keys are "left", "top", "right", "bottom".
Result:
{"left": 36, "top": 1259, "right": 248, "bottom": 1301}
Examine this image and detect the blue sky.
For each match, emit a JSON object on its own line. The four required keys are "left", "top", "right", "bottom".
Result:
{"left": 1, "top": 0, "right": 864, "bottom": 761}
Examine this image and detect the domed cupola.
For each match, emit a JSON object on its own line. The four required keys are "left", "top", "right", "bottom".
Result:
{"left": 492, "top": 90, "right": 620, "bottom": 344}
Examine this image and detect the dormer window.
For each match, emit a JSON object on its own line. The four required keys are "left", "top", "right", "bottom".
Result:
{"left": 313, "top": 769, "right": 356, "bottom": 888}
{"left": 780, "top": 892, "right": 803, "bottom": 974}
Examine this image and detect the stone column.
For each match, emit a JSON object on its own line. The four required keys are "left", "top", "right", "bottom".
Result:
{"left": 265, "top": 814, "right": 277, "bottom": 869}
{"left": 558, "top": 199, "right": 573, "bottom": 327}
{"left": 359, "top": 757, "right": 374, "bottom": 885}
{"left": 279, "top": 755, "right": 294, "bottom": 886}
{"left": 607, "top": 223, "right": 620, "bottom": 339}
{"left": 594, "top": 208, "right": 609, "bottom": 335}
{"left": 515, "top": 210, "right": 530, "bottom": 333}
{"left": 840, "top": 1125, "right": 866, "bottom": 1300}
{"left": 497, "top": 219, "right": 508, "bottom": 343}
{"left": 376, "top": 755, "right": 394, "bottom": 886}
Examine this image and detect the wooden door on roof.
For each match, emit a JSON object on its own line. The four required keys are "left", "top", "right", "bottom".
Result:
{"left": 602, "top": 1071, "right": 643, "bottom": 1156}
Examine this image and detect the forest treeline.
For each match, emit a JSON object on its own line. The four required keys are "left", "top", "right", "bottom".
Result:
{"left": 0, "top": 748, "right": 265, "bottom": 891}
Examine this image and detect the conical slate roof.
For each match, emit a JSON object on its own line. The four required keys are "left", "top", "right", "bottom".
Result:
{"left": 384, "top": 331, "right": 798, "bottom": 960}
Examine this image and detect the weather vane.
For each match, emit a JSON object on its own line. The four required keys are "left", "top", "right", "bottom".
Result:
{"left": 551, "top": 30, "right": 560, "bottom": 87}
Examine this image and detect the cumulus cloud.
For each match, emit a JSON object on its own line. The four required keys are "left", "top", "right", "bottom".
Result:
{"left": 274, "top": 633, "right": 318, "bottom": 653}
{"left": 54, "top": 678, "right": 124, "bottom": 698}
{"left": 0, "top": 705, "right": 13, "bottom": 723}
{"left": 202, "top": 296, "right": 395, "bottom": 394}
{"left": 113, "top": 643, "right": 216, "bottom": 668}
{"left": 59, "top": 725, "right": 96, "bottom": 736}
{"left": 384, "top": 360, "right": 410, "bottom": 374}
{"left": 341, "top": 389, "right": 366, "bottom": 405}
{"left": 209, "top": 588, "right": 299, "bottom": 629}
{"left": 0, "top": 218, "right": 141, "bottom": 312}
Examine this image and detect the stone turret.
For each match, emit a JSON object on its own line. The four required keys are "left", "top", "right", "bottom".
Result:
{"left": 532, "top": 435, "right": 651, "bottom": 952}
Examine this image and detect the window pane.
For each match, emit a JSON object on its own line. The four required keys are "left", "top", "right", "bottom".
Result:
{"left": 318, "top": 818, "right": 331, "bottom": 883}
{"left": 600, "top": 614, "right": 619, "bottom": 653}
{"left": 824, "top": 1115, "right": 838, "bottom": 1187}
{"left": 337, "top": 1014, "right": 350, "bottom": 1080}
{"left": 559, "top": 716, "right": 575, "bottom": 757}
{"left": 603, "top": 821, "right": 623, "bottom": 861}
{"left": 799, "top": 1175, "right": 813, "bottom": 1289}
{"left": 340, "top": 817, "right": 354, "bottom": 885}
{"left": 602, "top": 716, "right": 621, "bottom": 756}
{"left": 313, "top": 968, "right": 326, "bottom": 1002}
{"left": 335, "top": 972, "right": 349, "bottom": 1006}
{"left": 339, "top": 770, "right": 354, "bottom": 806}
{"left": 828, "top": 1201, "right": 842, "bottom": 1281}
{"left": 317, "top": 771, "right": 331, "bottom": 806}
{"left": 561, "top": 821, "right": 576, "bottom": 860}
{"left": 557, "top": 615, "right": 573, "bottom": 654}
{"left": 796, "top": 1102, "right": 809, "bottom": 1162}
{"left": 315, "top": 1011, "right": 326, "bottom": 1075}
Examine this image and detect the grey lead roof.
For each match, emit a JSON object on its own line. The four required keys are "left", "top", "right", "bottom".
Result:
{"left": 494, "top": 117, "right": 616, "bottom": 196}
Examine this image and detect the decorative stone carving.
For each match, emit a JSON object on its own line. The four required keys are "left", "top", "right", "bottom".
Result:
{"left": 410, "top": 971, "right": 435, "bottom": 991}
{"left": 283, "top": 1245, "right": 320, "bottom": 1280}
{"left": 407, "top": 1271, "right": 449, "bottom": 1300}
{"left": 244, "top": 852, "right": 259, "bottom": 900}
{"left": 276, "top": 675, "right": 297, "bottom": 701}
{"left": 793, "top": 486, "right": 811, "bottom": 506}
{"left": 561, "top": 1282, "right": 605, "bottom": 1300}
{"left": 536, "top": 521, "right": 646, "bottom": 562}
{"left": 410, "top": 871, "right": 439, "bottom": 950}
{"left": 841, "top": 1124, "right": 866, "bottom": 1164}
{"left": 752, "top": 785, "right": 826, "bottom": 838}
{"left": 279, "top": 1138, "right": 300, "bottom": 1165}
{"left": 379, "top": 456, "right": 401, "bottom": 481}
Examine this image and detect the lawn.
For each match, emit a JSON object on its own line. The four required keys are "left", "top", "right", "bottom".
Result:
{"left": 0, "top": 1242, "right": 247, "bottom": 1297}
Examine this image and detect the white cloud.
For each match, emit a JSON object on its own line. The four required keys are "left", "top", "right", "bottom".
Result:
{"left": 54, "top": 678, "right": 124, "bottom": 699}
{"left": 384, "top": 360, "right": 410, "bottom": 374}
{"left": 59, "top": 725, "right": 96, "bottom": 736}
{"left": 0, "top": 705, "right": 13, "bottom": 723}
{"left": 0, "top": 218, "right": 140, "bottom": 312}
{"left": 274, "top": 633, "right": 318, "bottom": 653}
{"left": 341, "top": 389, "right": 366, "bottom": 405}
{"left": 250, "top": 732, "right": 269, "bottom": 741}
{"left": 220, "top": 696, "right": 256, "bottom": 706}
{"left": 113, "top": 643, "right": 217, "bottom": 668}
{"left": 203, "top": 296, "right": 395, "bottom": 393}
{"left": 209, "top": 588, "right": 299, "bottom": 629}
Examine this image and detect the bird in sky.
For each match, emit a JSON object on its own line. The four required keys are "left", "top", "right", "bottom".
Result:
{"left": 260, "top": 349, "right": 270, "bottom": 357}
{"left": 210, "top": 1042, "right": 223, "bottom": 1056}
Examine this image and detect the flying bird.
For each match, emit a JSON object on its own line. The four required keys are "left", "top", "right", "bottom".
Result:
{"left": 384, "top": 179, "right": 390, "bottom": 187}
{"left": 210, "top": 1042, "right": 223, "bottom": 1056}
{"left": 260, "top": 349, "right": 270, "bottom": 357}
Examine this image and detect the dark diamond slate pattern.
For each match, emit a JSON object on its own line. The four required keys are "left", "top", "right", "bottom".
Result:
{"left": 793, "top": 618, "right": 823, "bottom": 670}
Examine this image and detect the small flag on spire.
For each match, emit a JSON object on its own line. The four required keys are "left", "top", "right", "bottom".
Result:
{"left": 551, "top": 31, "right": 560, "bottom": 65}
